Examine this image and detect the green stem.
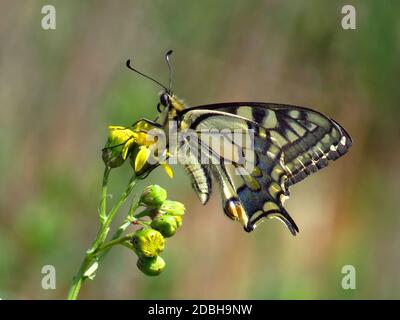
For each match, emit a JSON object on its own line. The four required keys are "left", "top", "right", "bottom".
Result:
{"left": 97, "top": 204, "right": 146, "bottom": 261}
{"left": 97, "top": 233, "right": 135, "bottom": 253}
{"left": 97, "top": 219, "right": 131, "bottom": 261}
{"left": 104, "top": 175, "right": 137, "bottom": 227}
{"left": 67, "top": 171, "right": 138, "bottom": 300}
{"left": 67, "top": 254, "right": 93, "bottom": 300}
{"left": 99, "top": 166, "right": 111, "bottom": 223}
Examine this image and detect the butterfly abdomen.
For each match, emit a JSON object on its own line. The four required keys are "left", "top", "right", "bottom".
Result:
{"left": 182, "top": 161, "right": 212, "bottom": 205}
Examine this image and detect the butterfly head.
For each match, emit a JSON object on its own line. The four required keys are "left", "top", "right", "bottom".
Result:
{"left": 155, "top": 91, "right": 185, "bottom": 125}
{"left": 158, "top": 92, "right": 185, "bottom": 112}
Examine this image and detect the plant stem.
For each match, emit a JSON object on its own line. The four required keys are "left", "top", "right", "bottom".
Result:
{"left": 99, "top": 166, "right": 111, "bottom": 223}
{"left": 97, "top": 219, "right": 131, "bottom": 261}
{"left": 67, "top": 170, "right": 138, "bottom": 300}
{"left": 97, "top": 233, "right": 135, "bottom": 253}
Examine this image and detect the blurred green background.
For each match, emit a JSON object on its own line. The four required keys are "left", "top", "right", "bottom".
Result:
{"left": 0, "top": 0, "right": 399, "bottom": 299}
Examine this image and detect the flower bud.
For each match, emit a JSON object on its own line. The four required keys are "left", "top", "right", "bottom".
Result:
{"left": 131, "top": 228, "right": 165, "bottom": 257}
{"left": 140, "top": 185, "right": 167, "bottom": 208}
{"left": 151, "top": 214, "right": 178, "bottom": 238}
{"left": 137, "top": 255, "right": 166, "bottom": 276}
{"left": 159, "top": 200, "right": 185, "bottom": 216}
{"left": 102, "top": 126, "right": 135, "bottom": 168}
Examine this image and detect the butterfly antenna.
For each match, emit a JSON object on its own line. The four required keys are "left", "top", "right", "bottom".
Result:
{"left": 165, "top": 50, "right": 173, "bottom": 93}
{"left": 126, "top": 59, "right": 168, "bottom": 92}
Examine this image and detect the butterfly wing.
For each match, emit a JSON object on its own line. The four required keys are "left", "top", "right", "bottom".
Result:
{"left": 176, "top": 102, "right": 352, "bottom": 234}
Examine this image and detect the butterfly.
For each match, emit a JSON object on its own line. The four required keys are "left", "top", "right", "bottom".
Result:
{"left": 125, "top": 50, "right": 352, "bottom": 235}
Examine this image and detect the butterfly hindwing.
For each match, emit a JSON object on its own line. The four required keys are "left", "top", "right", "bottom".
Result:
{"left": 210, "top": 150, "right": 299, "bottom": 234}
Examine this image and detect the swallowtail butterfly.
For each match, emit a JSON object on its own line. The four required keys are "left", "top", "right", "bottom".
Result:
{"left": 126, "top": 51, "right": 352, "bottom": 235}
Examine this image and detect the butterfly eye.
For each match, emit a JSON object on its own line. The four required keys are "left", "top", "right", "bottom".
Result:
{"left": 159, "top": 93, "right": 169, "bottom": 107}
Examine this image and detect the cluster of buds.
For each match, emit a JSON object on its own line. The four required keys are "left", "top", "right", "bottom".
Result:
{"left": 131, "top": 185, "right": 185, "bottom": 276}
{"left": 102, "top": 121, "right": 173, "bottom": 178}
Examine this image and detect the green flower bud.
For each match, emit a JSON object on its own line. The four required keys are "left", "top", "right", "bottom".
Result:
{"left": 159, "top": 200, "right": 185, "bottom": 216}
{"left": 131, "top": 228, "right": 165, "bottom": 257}
{"left": 140, "top": 185, "right": 167, "bottom": 208}
{"left": 151, "top": 214, "right": 178, "bottom": 238}
{"left": 102, "top": 126, "right": 135, "bottom": 168}
{"left": 102, "top": 147, "right": 124, "bottom": 168}
{"left": 137, "top": 255, "right": 166, "bottom": 276}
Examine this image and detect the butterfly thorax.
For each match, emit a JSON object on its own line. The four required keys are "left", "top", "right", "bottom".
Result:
{"left": 168, "top": 94, "right": 185, "bottom": 112}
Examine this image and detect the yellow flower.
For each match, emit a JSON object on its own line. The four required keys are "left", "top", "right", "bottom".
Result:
{"left": 134, "top": 146, "right": 151, "bottom": 173}
{"left": 161, "top": 163, "right": 174, "bottom": 178}
{"left": 104, "top": 120, "right": 175, "bottom": 178}
{"left": 132, "top": 146, "right": 174, "bottom": 178}
{"left": 136, "top": 131, "right": 154, "bottom": 147}
{"left": 174, "top": 215, "right": 183, "bottom": 228}
{"left": 131, "top": 228, "right": 165, "bottom": 257}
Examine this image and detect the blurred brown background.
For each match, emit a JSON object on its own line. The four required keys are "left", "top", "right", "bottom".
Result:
{"left": 0, "top": 0, "right": 399, "bottom": 299}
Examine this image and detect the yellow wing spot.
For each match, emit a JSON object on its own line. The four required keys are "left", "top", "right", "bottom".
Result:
{"left": 288, "top": 120, "right": 307, "bottom": 136}
{"left": 236, "top": 106, "right": 253, "bottom": 120}
{"left": 258, "top": 127, "right": 267, "bottom": 139}
{"left": 321, "top": 133, "right": 331, "bottom": 145}
{"left": 271, "top": 164, "right": 284, "bottom": 181}
{"left": 307, "top": 112, "right": 330, "bottom": 129}
{"left": 270, "top": 131, "right": 288, "bottom": 147}
{"left": 262, "top": 111, "right": 277, "bottom": 128}
{"left": 263, "top": 201, "right": 279, "bottom": 212}
{"left": 286, "top": 130, "right": 299, "bottom": 143}
{"left": 289, "top": 110, "right": 301, "bottom": 119}
{"left": 267, "top": 144, "right": 280, "bottom": 159}
{"left": 243, "top": 175, "right": 261, "bottom": 191}
{"left": 331, "top": 127, "right": 340, "bottom": 139}
{"left": 268, "top": 182, "right": 281, "bottom": 199}
{"left": 251, "top": 166, "right": 262, "bottom": 177}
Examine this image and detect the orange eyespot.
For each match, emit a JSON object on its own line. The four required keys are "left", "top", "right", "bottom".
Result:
{"left": 225, "top": 200, "right": 244, "bottom": 221}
